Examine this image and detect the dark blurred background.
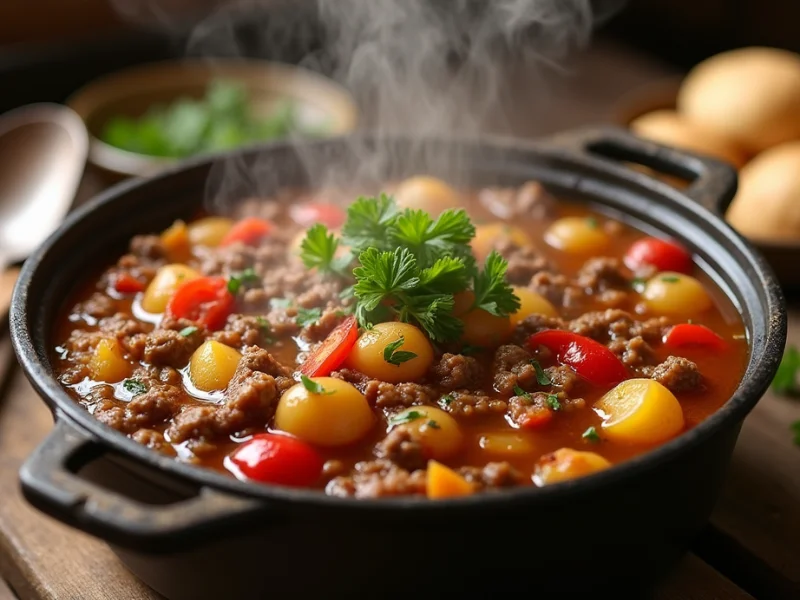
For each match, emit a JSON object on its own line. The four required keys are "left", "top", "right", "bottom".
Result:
{"left": 1, "top": 0, "right": 797, "bottom": 115}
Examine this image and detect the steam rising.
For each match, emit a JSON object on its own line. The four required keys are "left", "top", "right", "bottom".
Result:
{"left": 109, "top": 0, "right": 620, "bottom": 210}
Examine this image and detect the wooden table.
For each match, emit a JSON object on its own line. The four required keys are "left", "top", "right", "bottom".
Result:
{"left": 1, "top": 39, "right": 799, "bottom": 599}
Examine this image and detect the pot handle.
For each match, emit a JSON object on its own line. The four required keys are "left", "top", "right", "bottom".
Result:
{"left": 543, "top": 126, "right": 738, "bottom": 214}
{"left": 19, "top": 417, "right": 267, "bottom": 552}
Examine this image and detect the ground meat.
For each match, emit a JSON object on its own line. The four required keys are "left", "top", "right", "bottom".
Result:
{"left": 545, "top": 365, "right": 579, "bottom": 393}
{"left": 364, "top": 381, "right": 437, "bottom": 408}
{"left": 649, "top": 356, "right": 702, "bottom": 393}
{"left": 220, "top": 347, "right": 285, "bottom": 431}
{"left": 77, "top": 293, "right": 117, "bottom": 320}
{"left": 608, "top": 335, "right": 654, "bottom": 367}
{"left": 511, "top": 314, "right": 566, "bottom": 346}
{"left": 98, "top": 314, "right": 151, "bottom": 338}
{"left": 166, "top": 406, "right": 218, "bottom": 444}
{"left": 477, "top": 181, "right": 555, "bottom": 220}
{"left": 529, "top": 271, "right": 584, "bottom": 309}
{"left": 143, "top": 326, "right": 204, "bottom": 368}
{"left": 507, "top": 393, "right": 553, "bottom": 428}
{"left": 568, "top": 309, "right": 633, "bottom": 342}
{"left": 492, "top": 344, "right": 540, "bottom": 395}
{"left": 576, "top": 257, "right": 630, "bottom": 292}
{"left": 95, "top": 403, "right": 126, "bottom": 431}
{"left": 440, "top": 391, "right": 507, "bottom": 417}
{"left": 374, "top": 427, "right": 427, "bottom": 471}
{"left": 131, "top": 429, "right": 175, "bottom": 456}
{"left": 295, "top": 281, "right": 346, "bottom": 310}
{"left": 326, "top": 459, "right": 427, "bottom": 498}
{"left": 125, "top": 384, "right": 180, "bottom": 430}
{"left": 213, "top": 315, "right": 271, "bottom": 348}
{"left": 331, "top": 368, "right": 370, "bottom": 387}
{"left": 238, "top": 345, "right": 292, "bottom": 379}
{"left": 301, "top": 309, "right": 347, "bottom": 343}
{"left": 596, "top": 289, "right": 629, "bottom": 308}
{"left": 459, "top": 462, "right": 524, "bottom": 489}
{"left": 429, "top": 353, "right": 483, "bottom": 391}
{"left": 501, "top": 244, "right": 550, "bottom": 284}
{"left": 130, "top": 234, "right": 167, "bottom": 260}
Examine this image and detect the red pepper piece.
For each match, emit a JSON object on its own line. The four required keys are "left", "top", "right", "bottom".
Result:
{"left": 165, "top": 276, "right": 234, "bottom": 331}
{"left": 219, "top": 217, "right": 273, "bottom": 247}
{"left": 113, "top": 273, "right": 145, "bottom": 294}
{"left": 298, "top": 315, "right": 359, "bottom": 377}
{"left": 527, "top": 329, "right": 628, "bottom": 387}
{"left": 624, "top": 237, "right": 693, "bottom": 274}
{"left": 663, "top": 323, "right": 727, "bottom": 351}
{"left": 228, "top": 433, "right": 323, "bottom": 487}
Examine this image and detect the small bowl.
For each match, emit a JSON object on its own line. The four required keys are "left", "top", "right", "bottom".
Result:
{"left": 67, "top": 59, "right": 359, "bottom": 180}
{"left": 613, "top": 78, "right": 800, "bottom": 290}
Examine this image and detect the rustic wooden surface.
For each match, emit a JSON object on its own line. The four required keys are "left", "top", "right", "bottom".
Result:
{"left": 1, "top": 38, "right": 799, "bottom": 599}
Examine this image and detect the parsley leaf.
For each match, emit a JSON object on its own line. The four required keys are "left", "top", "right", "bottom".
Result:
{"left": 270, "top": 297, "right": 292, "bottom": 310}
{"left": 461, "top": 344, "right": 484, "bottom": 356}
{"left": 661, "top": 275, "right": 680, "bottom": 283}
{"left": 296, "top": 307, "right": 323, "bottom": 327}
{"left": 582, "top": 426, "right": 601, "bottom": 443}
{"left": 531, "top": 360, "right": 552, "bottom": 386}
{"left": 179, "top": 326, "right": 198, "bottom": 337}
{"left": 300, "top": 375, "right": 334, "bottom": 395}
{"left": 228, "top": 267, "right": 259, "bottom": 294}
{"left": 426, "top": 420, "right": 441, "bottom": 429}
{"left": 299, "top": 224, "right": 350, "bottom": 275}
{"left": 439, "top": 394, "right": 454, "bottom": 407}
{"left": 122, "top": 379, "right": 147, "bottom": 396}
{"left": 792, "top": 421, "right": 800, "bottom": 446}
{"left": 773, "top": 346, "right": 800, "bottom": 395}
{"left": 546, "top": 394, "right": 561, "bottom": 411}
{"left": 471, "top": 250, "right": 520, "bottom": 317}
{"left": 389, "top": 208, "right": 475, "bottom": 270}
{"left": 389, "top": 410, "right": 425, "bottom": 426}
{"left": 383, "top": 336, "right": 418, "bottom": 366}
{"left": 341, "top": 194, "right": 399, "bottom": 252}
{"left": 513, "top": 385, "right": 532, "bottom": 400}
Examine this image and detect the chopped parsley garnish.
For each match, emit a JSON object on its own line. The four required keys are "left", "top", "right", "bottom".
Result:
{"left": 546, "top": 394, "right": 561, "bottom": 411}
{"left": 439, "top": 395, "right": 454, "bottom": 407}
{"left": 296, "top": 307, "right": 323, "bottom": 327}
{"left": 631, "top": 277, "right": 647, "bottom": 290}
{"left": 227, "top": 267, "right": 259, "bottom": 294}
{"left": 661, "top": 275, "right": 680, "bottom": 283}
{"left": 270, "top": 297, "right": 292, "bottom": 309}
{"left": 256, "top": 316, "right": 270, "bottom": 331}
{"left": 122, "top": 379, "right": 146, "bottom": 396}
{"left": 773, "top": 346, "right": 800, "bottom": 395}
{"left": 299, "top": 224, "right": 350, "bottom": 275}
{"left": 513, "top": 385, "right": 532, "bottom": 400}
{"left": 297, "top": 194, "right": 519, "bottom": 342}
{"left": 389, "top": 410, "right": 425, "bottom": 426}
{"left": 586, "top": 217, "right": 598, "bottom": 229}
{"left": 383, "top": 336, "right": 418, "bottom": 366}
{"left": 582, "top": 426, "right": 601, "bottom": 443}
{"left": 531, "top": 360, "right": 552, "bottom": 386}
{"left": 179, "top": 326, "right": 198, "bottom": 337}
{"left": 461, "top": 344, "right": 484, "bottom": 356}
{"left": 300, "top": 375, "right": 334, "bottom": 395}
{"left": 426, "top": 420, "right": 441, "bottom": 429}
{"left": 792, "top": 421, "right": 800, "bottom": 446}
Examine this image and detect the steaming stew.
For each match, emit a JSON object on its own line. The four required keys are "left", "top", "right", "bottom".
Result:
{"left": 53, "top": 177, "right": 748, "bottom": 498}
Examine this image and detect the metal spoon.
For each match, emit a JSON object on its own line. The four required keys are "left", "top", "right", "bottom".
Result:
{"left": 0, "top": 103, "right": 88, "bottom": 319}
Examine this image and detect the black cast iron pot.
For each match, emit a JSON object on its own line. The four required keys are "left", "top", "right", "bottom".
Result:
{"left": 10, "top": 127, "right": 786, "bottom": 600}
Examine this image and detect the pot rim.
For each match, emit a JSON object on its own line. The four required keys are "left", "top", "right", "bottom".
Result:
{"left": 10, "top": 130, "right": 787, "bottom": 512}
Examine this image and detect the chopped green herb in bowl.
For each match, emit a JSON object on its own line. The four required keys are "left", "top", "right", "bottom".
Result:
{"left": 100, "top": 80, "right": 328, "bottom": 159}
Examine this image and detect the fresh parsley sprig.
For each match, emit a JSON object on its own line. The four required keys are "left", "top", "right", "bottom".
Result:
{"left": 297, "top": 194, "right": 519, "bottom": 343}
{"left": 299, "top": 224, "right": 351, "bottom": 275}
{"left": 383, "top": 336, "right": 418, "bottom": 366}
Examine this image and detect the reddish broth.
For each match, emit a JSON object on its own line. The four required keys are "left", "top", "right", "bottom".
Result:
{"left": 52, "top": 181, "right": 748, "bottom": 498}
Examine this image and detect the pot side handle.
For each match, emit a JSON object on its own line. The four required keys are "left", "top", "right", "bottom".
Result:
{"left": 543, "top": 126, "right": 738, "bottom": 215}
{"left": 19, "top": 417, "right": 266, "bottom": 553}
